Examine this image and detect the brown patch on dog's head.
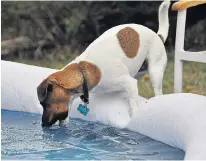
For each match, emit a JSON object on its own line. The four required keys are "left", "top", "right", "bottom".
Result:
{"left": 117, "top": 27, "right": 140, "bottom": 58}
{"left": 49, "top": 63, "right": 83, "bottom": 90}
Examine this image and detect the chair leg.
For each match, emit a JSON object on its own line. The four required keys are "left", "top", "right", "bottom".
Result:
{"left": 174, "top": 58, "right": 183, "bottom": 93}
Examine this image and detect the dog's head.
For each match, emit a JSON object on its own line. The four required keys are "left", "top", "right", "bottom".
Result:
{"left": 37, "top": 62, "right": 101, "bottom": 127}
{"left": 37, "top": 63, "right": 83, "bottom": 127}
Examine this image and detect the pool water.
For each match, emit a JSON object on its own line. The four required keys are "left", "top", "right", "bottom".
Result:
{"left": 1, "top": 110, "right": 184, "bottom": 160}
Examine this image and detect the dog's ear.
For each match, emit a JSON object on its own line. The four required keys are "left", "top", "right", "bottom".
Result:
{"left": 49, "top": 63, "right": 83, "bottom": 90}
{"left": 37, "top": 79, "right": 54, "bottom": 102}
{"left": 78, "top": 61, "right": 101, "bottom": 89}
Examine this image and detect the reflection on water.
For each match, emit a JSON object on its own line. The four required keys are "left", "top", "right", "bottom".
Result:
{"left": 1, "top": 110, "right": 184, "bottom": 160}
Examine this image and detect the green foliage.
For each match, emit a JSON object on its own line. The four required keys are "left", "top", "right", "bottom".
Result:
{"left": 139, "top": 60, "right": 206, "bottom": 98}
{"left": 2, "top": 1, "right": 206, "bottom": 61}
{"left": 1, "top": 1, "right": 161, "bottom": 48}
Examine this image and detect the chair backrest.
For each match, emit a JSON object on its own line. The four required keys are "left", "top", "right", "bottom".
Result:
{"left": 172, "top": 0, "right": 206, "bottom": 93}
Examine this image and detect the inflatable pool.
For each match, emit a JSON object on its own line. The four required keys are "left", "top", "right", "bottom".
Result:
{"left": 1, "top": 60, "right": 206, "bottom": 160}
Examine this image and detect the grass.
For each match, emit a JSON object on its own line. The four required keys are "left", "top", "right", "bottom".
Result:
{"left": 10, "top": 56, "right": 206, "bottom": 98}
{"left": 139, "top": 60, "right": 206, "bottom": 98}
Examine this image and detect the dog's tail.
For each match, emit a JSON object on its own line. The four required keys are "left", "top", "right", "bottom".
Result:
{"left": 157, "top": 0, "right": 171, "bottom": 43}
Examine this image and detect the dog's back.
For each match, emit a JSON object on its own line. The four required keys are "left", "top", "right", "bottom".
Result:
{"left": 75, "top": 24, "right": 160, "bottom": 81}
{"left": 74, "top": 0, "right": 170, "bottom": 88}
{"left": 75, "top": 0, "right": 170, "bottom": 79}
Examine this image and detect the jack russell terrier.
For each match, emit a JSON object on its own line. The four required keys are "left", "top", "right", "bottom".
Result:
{"left": 37, "top": 0, "right": 170, "bottom": 127}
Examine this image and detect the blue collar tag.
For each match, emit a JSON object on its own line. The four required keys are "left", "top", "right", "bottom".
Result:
{"left": 77, "top": 104, "right": 89, "bottom": 116}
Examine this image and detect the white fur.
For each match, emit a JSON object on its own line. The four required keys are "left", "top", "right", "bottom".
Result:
{"left": 157, "top": 0, "right": 170, "bottom": 42}
{"left": 64, "top": 0, "right": 170, "bottom": 117}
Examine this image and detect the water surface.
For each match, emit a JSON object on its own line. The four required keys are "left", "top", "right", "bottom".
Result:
{"left": 1, "top": 110, "right": 184, "bottom": 160}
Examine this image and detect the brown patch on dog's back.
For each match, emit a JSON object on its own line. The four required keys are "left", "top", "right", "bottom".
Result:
{"left": 79, "top": 61, "right": 101, "bottom": 90}
{"left": 117, "top": 27, "right": 140, "bottom": 58}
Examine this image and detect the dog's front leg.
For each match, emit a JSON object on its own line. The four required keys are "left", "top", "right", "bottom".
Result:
{"left": 128, "top": 96, "right": 139, "bottom": 118}
{"left": 117, "top": 76, "right": 139, "bottom": 118}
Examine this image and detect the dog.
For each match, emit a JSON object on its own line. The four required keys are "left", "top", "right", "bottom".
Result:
{"left": 37, "top": 0, "right": 170, "bottom": 127}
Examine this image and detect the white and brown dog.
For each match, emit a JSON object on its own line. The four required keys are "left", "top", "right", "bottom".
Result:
{"left": 37, "top": 0, "right": 170, "bottom": 127}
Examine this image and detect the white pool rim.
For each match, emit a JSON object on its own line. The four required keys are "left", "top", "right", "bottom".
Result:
{"left": 1, "top": 60, "right": 206, "bottom": 160}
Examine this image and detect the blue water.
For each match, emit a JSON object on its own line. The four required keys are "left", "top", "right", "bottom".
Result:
{"left": 1, "top": 110, "right": 184, "bottom": 160}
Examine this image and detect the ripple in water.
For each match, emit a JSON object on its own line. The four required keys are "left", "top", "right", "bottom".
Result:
{"left": 1, "top": 110, "right": 184, "bottom": 160}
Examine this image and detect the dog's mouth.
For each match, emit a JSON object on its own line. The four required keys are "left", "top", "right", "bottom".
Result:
{"left": 41, "top": 108, "right": 68, "bottom": 127}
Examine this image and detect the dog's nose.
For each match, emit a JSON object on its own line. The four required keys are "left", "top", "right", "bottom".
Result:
{"left": 41, "top": 121, "right": 57, "bottom": 127}
{"left": 41, "top": 111, "right": 68, "bottom": 127}
{"left": 41, "top": 122, "right": 52, "bottom": 127}
{"left": 41, "top": 109, "right": 56, "bottom": 127}
{"left": 41, "top": 116, "right": 57, "bottom": 127}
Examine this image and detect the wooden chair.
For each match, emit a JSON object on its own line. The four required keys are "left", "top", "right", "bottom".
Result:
{"left": 172, "top": 0, "right": 206, "bottom": 93}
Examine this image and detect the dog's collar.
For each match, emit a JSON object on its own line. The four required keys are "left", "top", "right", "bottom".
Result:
{"left": 79, "top": 67, "right": 89, "bottom": 105}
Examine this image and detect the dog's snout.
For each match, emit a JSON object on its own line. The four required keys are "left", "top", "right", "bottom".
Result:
{"left": 41, "top": 121, "right": 56, "bottom": 127}
{"left": 41, "top": 108, "right": 68, "bottom": 127}
{"left": 42, "top": 109, "right": 55, "bottom": 127}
